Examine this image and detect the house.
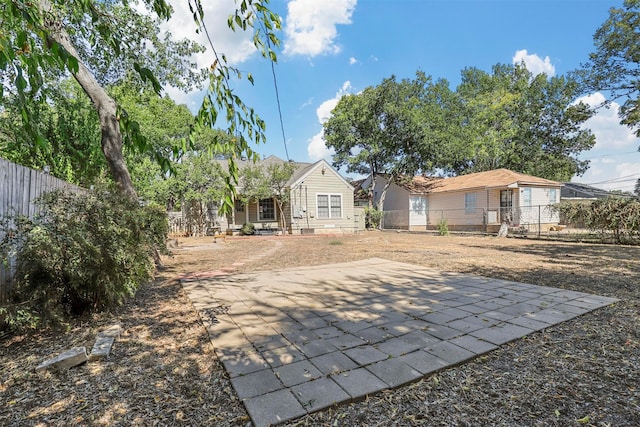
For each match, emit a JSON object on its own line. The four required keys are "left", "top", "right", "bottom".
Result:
{"left": 225, "top": 156, "right": 359, "bottom": 234}
{"left": 364, "top": 169, "right": 563, "bottom": 233}
{"left": 561, "top": 182, "right": 614, "bottom": 202}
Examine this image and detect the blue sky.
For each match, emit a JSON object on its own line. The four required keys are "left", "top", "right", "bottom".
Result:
{"left": 164, "top": 0, "right": 639, "bottom": 192}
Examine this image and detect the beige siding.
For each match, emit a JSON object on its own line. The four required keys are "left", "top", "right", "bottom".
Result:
{"left": 428, "top": 190, "right": 484, "bottom": 228}
{"left": 289, "top": 165, "right": 355, "bottom": 234}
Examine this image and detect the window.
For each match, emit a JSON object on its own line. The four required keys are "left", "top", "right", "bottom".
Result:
{"left": 464, "top": 192, "right": 476, "bottom": 214}
{"left": 317, "top": 194, "right": 342, "bottom": 218}
{"left": 235, "top": 199, "right": 244, "bottom": 213}
{"left": 549, "top": 188, "right": 557, "bottom": 204}
{"left": 522, "top": 188, "right": 532, "bottom": 207}
{"left": 258, "top": 198, "right": 275, "bottom": 221}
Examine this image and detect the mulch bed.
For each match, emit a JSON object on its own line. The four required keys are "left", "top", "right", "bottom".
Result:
{"left": 1, "top": 233, "right": 639, "bottom": 426}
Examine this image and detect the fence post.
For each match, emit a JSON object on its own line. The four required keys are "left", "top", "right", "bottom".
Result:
{"left": 538, "top": 205, "right": 541, "bottom": 238}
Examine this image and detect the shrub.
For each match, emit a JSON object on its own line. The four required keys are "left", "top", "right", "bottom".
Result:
{"left": 0, "top": 184, "right": 168, "bottom": 330}
{"left": 552, "top": 197, "right": 640, "bottom": 244}
{"left": 241, "top": 222, "right": 256, "bottom": 235}
{"left": 437, "top": 218, "right": 450, "bottom": 236}
{"left": 364, "top": 207, "right": 383, "bottom": 229}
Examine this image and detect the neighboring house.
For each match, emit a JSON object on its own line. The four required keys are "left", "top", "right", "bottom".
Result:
{"left": 227, "top": 156, "right": 358, "bottom": 234}
{"left": 363, "top": 169, "right": 563, "bottom": 233}
{"left": 561, "top": 182, "right": 614, "bottom": 202}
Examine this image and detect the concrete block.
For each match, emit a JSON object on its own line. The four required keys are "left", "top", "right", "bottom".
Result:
{"left": 89, "top": 324, "right": 122, "bottom": 361}
{"left": 36, "top": 347, "right": 88, "bottom": 372}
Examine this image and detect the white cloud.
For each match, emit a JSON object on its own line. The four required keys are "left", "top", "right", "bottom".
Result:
{"left": 512, "top": 49, "right": 555, "bottom": 77}
{"left": 307, "top": 81, "right": 352, "bottom": 160}
{"left": 349, "top": 57, "right": 358, "bottom": 65}
{"left": 284, "top": 0, "right": 357, "bottom": 56}
{"left": 576, "top": 159, "right": 640, "bottom": 192}
{"left": 308, "top": 132, "right": 333, "bottom": 160}
{"left": 576, "top": 92, "right": 639, "bottom": 149}
{"left": 572, "top": 92, "right": 640, "bottom": 191}
{"left": 163, "top": 0, "right": 259, "bottom": 67}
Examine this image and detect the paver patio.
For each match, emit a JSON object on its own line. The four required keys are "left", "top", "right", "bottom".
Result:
{"left": 181, "top": 258, "right": 617, "bottom": 427}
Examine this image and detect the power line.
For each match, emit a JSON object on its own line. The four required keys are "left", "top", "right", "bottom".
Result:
{"left": 582, "top": 150, "right": 639, "bottom": 160}
{"left": 588, "top": 172, "right": 640, "bottom": 185}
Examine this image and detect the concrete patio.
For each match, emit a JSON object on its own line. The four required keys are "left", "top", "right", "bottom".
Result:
{"left": 181, "top": 258, "right": 617, "bottom": 427}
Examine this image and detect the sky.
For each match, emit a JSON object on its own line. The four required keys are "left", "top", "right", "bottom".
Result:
{"left": 162, "top": 0, "right": 639, "bottom": 193}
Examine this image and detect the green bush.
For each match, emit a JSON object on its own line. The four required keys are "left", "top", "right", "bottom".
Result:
{"left": 552, "top": 197, "right": 640, "bottom": 244}
{"left": 241, "top": 222, "right": 256, "bottom": 235}
{"left": 365, "top": 207, "right": 383, "bottom": 229}
{"left": 437, "top": 218, "right": 450, "bottom": 236}
{"left": 0, "top": 184, "right": 168, "bottom": 330}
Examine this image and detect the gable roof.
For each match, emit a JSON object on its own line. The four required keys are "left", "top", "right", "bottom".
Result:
{"left": 424, "top": 169, "right": 561, "bottom": 194}
{"left": 216, "top": 155, "right": 352, "bottom": 191}
{"left": 288, "top": 159, "right": 354, "bottom": 190}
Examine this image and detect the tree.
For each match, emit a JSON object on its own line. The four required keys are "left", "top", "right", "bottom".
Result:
{"left": 454, "top": 64, "right": 596, "bottom": 181}
{"left": 238, "top": 160, "right": 296, "bottom": 232}
{"left": 581, "top": 0, "right": 640, "bottom": 141}
{"left": 0, "top": 78, "right": 105, "bottom": 185}
{"left": 1, "top": 0, "right": 281, "bottom": 201}
{"left": 324, "top": 72, "right": 440, "bottom": 215}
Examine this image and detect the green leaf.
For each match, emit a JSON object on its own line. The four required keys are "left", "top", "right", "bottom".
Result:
{"left": 15, "top": 69, "right": 27, "bottom": 91}
{"left": 577, "top": 415, "right": 590, "bottom": 424}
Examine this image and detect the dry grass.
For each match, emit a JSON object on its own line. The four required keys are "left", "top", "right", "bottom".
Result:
{"left": 1, "top": 232, "right": 639, "bottom": 426}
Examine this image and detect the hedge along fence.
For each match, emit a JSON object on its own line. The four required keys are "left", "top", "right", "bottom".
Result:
{"left": 552, "top": 197, "right": 640, "bottom": 244}
{"left": 0, "top": 158, "right": 83, "bottom": 300}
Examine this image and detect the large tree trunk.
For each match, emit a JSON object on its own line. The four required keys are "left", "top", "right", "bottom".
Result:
{"left": 377, "top": 175, "right": 395, "bottom": 230}
{"left": 40, "top": 0, "right": 137, "bottom": 200}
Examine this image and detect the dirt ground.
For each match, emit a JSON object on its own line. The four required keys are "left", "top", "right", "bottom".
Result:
{"left": 1, "top": 232, "right": 639, "bottom": 426}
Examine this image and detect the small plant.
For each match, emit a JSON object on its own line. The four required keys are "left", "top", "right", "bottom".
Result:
{"left": 240, "top": 222, "right": 256, "bottom": 235}
{"left": 437, "top": 218, "right": 450, "bottom": 236}
{"left": 364, "top": 207, "right": 383, "bottom": 229}
{"left": 329, "top": 240, "right": 343, "bottom": 245}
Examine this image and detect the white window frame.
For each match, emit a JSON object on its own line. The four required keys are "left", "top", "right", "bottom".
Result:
{"left": 316, "top": 193, "right": 343, "bottom": 219}
{"left": 549, "top": 188, "right": 557, "bottom": 204}
{"left": 464, "top": 192, "right": 476, "bottom": 214}
{"left": 522, "top": 188, "right": 532, "bottom": 207}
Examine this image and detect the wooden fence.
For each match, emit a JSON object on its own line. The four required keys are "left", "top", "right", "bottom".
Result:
{"left": 0, "top": 158, "right": 82, "bottom": 300}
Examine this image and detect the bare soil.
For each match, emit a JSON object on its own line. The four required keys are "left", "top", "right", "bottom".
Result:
{"left": 1, "top": 232, "right": 639, "bottom": 426}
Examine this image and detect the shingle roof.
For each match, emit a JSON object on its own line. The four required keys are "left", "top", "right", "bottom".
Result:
{"left": 561, "top": 182, "right": 612, "bottom": 199}
{"left": 215, "top": 155, "right": 311, "bottom": 188}
{"left": 424, "top": 169, "right": 561, "bottom": 193}
{"left": 390, "top": 169, "right": 561, "bottom": 194}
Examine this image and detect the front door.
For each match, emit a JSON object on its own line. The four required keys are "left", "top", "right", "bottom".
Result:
{"left": 500, "top": 190, "right": 513, "bottom": 224}
{"left": 410, "top": 196, "right": 427, "bottom": 227}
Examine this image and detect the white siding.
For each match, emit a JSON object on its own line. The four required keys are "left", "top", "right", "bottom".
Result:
{"left": 371, "top": 176, "right": 410, "bottom": 229}
{"left": 516, "top": 186, "right": 560, "bottom": 226}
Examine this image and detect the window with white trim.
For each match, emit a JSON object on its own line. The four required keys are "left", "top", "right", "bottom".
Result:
{"left": 523, "top": 188, "right": 532, "bottom": 207}
{"left": 549, "top": 188, "right": 557, "bottom": 204}
{"left": 258, "top": 198, "right": 275, "bottom": 221}
{"left": 317, "top": 194, "right": 342, "bottom": 218}
{"left": 464, "top": 192, "right": 476, "bottom": 214}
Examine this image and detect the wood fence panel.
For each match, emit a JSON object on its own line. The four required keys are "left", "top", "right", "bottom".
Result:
{"left": 0, "top": 158, "right": 82, "bottom": 300}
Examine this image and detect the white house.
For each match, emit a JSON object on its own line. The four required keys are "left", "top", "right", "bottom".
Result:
{"left": 363, "top": 169, "right": 563, "bottom": 233}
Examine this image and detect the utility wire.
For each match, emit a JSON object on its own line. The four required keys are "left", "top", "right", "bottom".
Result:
{"left": 255, "top": 7, "right": 289, "bottom": 161}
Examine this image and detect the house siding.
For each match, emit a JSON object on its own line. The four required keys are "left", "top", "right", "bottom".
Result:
{"left": 428, "top": 190, "right": 485, "bottom": 230}
{"left": 289, "top": 164, "right": 355, "bottom": 234}
{"left": 517, "top": 186, "right": 560, "bottom": 227}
